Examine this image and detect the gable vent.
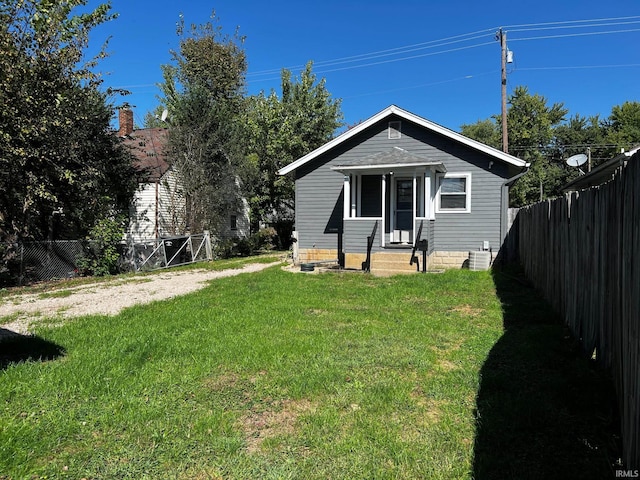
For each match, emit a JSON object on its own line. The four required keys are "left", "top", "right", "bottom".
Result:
{"left": 388, "top": 121, "right": 401, "bottom": 139}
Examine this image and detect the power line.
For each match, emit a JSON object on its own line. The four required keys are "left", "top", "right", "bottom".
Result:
{"left": 510, "top": 28, "right": 640, "bottom": 42}
{"left": 508, "top": 19, "right": 640, "bottom": 33}
{"left": 247, "top": 15, "right": 640, "bottom": 81}
{"left": 247, "top": 28, "right": 497, "bottom": 77}
{"left": 517, "top": 63, "right": 640, "bottom": 72}
{"left": 248, "top": 32, "right": 494, "bottom": 78}
{"left": 342, "top": 70, "right": 497, "bottom": 100}
{"left": 248, "top": 40, "right": 496, "bottom": 84}
{"left": 503, "top": 15, "right": 640, "bottom": 29}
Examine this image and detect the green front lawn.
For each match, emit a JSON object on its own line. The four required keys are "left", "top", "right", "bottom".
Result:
{"left": 0, "top": 266, "right": 617, "bottom": 479}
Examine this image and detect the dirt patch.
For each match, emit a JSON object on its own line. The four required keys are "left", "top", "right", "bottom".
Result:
{"left": 450, "top": 304, "right": 484, "bottom": 317}
{"left": 0, "top": 262, "right": 281, "bottom": 337}
{"left": 436, "top": 359, "right": 460, "bottom": 372}
{"left": 239, "top": 399, "right": 315, "bottom": 453}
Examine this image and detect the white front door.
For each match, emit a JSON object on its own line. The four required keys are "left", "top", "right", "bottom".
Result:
{"left": 393, "top": 178, "right": 413, "bottom": 243}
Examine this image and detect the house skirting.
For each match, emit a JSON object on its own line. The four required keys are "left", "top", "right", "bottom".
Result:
{"left": 297, "top": 248, "right": 339, "bottom": 264}
{"left": 429, "top": 251, "right": 493, "bottom": 269}
{"left": 298, "top": 248, "right": 492, "bottom": 272}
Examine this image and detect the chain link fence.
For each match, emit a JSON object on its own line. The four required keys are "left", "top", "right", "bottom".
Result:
{"left": 1, "top": 232, "right": 213, "bottom": 286}
{"left": 16, "top": 240, "right": 86, "bottom": 285}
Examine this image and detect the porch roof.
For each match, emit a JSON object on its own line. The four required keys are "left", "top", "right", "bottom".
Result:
{"left": 330, "top": 147, "right": 447, "bottom": 174}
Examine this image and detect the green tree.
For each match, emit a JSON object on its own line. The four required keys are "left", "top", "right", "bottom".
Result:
{"left": 158, "top": 13, "right": 248, "bottom": 235}
{"left": 0, "top": 2, "right": 138, "bottom": 248}
{"left": 550, "top": 114, "right": 609, "bottom": 182}
{"left": 460, "top": 118, "right": 500, "bottom": 149}
{"left": 460, "top": 86, "right": 567, "bottom": 206}
{"left": 504, "top": 87, "right": 567, "bottom": 206}
{"left": 605, "top": 101, "right": 640, "bottom": 148}
{"left": 244, "top": 62, "right": 343, "bottom": 244}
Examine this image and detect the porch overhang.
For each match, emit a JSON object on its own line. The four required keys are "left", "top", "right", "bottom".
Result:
{"left": 331, "top": 162, "right": 446, "bottom": 174}
{"left": 330, "top": 147, "right": 447, "bottom": 175}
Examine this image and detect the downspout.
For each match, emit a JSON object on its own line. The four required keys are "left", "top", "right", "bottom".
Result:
{"left": 500, "top": 167, "right": 529, "bottom": 246}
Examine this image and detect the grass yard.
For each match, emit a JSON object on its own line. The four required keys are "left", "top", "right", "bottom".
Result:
{"left": 0, "top": 265, "right": 618, "bottom": 479}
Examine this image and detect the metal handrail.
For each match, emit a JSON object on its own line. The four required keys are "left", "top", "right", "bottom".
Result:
{"left": 409, "top": 220, "right": 424, "bottom": 271}
{"left": 363, "top": 220, "right": 378, "bottom": 272}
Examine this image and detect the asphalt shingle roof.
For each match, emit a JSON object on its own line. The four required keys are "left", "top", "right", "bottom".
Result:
{"left": 121, "top": 128, "right": 170, "bottom": 182}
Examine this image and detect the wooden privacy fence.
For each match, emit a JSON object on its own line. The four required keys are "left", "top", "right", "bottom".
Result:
{"left": 517, "top": 156, "right": 639, "bottom": 469}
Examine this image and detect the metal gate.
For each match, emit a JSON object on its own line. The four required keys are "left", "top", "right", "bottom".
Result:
{"left": 129, "top": 232, "right": 213, "bottom": 272}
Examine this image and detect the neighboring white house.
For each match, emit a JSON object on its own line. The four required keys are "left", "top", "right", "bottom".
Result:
{"left": 117, "top": 108, "right": 249, "bottom": 243}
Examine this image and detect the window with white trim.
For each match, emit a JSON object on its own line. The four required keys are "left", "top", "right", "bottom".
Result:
{"left": 436, "top": 173, "right": 471, "bottom": 213}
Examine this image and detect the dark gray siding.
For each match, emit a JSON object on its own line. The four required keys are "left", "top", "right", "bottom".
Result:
{"left": 344, "top": 219, "right": 382, "bottom": 253}
{"left": 428, "top": 220, "right": 436, "bottom": 254}
{"left": 432, "top": 171, "right": 505, "bottom": 252}
{"left": 414, "top": 218, "right": 429, "bottom": 247}
{"left": 293, "top": 115, "right": 520, "bottom": 253}
{"left": 396, "top": 120, "right": 512, "bottom": 252}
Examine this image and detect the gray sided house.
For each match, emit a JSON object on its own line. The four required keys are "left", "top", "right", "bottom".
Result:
{"left": 278, "top": 105, "right": 529, "bottom": 274}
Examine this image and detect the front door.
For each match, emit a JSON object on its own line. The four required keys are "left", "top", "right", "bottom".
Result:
{"left": 394, "top": 178, "right": 413, "bottom": 243}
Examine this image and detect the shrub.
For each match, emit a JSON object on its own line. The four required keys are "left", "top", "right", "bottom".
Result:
{"left": 76, "top": 216, "right": 126, "bottom": 276}
{"left": 213, "top": 228, "right": 278, "bottom": 259}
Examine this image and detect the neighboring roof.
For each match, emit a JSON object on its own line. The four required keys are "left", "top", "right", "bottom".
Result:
{"left": 330, "top": 147, "right": 447, "bottom": 173}
{"left": 121, "top": 128, "right": 171, "bottom": 182}
{"left": 561, "top": 145, "right": 640, "bottom": 192}
{"left": 278, "top": 105, "right": 529, "bottom": 175}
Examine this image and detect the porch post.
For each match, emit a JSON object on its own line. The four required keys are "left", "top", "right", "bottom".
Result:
{"left": 412, "top": 171, "right": 417, "bottom": 243}
{"left": 351, "top": 174, "right": 357, "bottom": 217}
{"left": 424, "top": 172, "right": 431, "bottom": 219}
{"left": 381, "top": 174, "right": 386, "bottom": 247}
{"left": 343, "top": 175, "right": 350, "bottom": 219}
{"left": 430, "top": 168, "right": 437, "bottom": 220}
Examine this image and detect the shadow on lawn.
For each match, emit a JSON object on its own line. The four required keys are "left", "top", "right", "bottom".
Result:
{"left": 473, "top": 266, "right": 620, "bottom": 480}
{"left": 0, "top": 329, "right": 65, "bottom": 371}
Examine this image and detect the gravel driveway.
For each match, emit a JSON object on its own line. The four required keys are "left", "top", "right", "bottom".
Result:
{"left": 0, "top": 261, "right": 281, "bottom": 337}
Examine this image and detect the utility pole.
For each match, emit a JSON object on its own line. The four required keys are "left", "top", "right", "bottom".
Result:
{"left": 498, "top": 28, "right": 508, "bottom": 154}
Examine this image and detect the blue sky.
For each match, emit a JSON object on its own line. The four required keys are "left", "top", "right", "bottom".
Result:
{"left": 86, "top": 0, "right": 640, "bottom": 133}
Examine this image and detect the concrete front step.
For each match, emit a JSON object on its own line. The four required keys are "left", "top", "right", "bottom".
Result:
{"left": 369, "top": 256, "right": 425, "bottom": 276}
{"left": 345, "top": 251, "right": 430, "bottom": 275}
{"left": 371, "top": 261, "right": 418, "bottom": 271}
{"left": 370, "top": 268, "right": 420, "bottom": 276}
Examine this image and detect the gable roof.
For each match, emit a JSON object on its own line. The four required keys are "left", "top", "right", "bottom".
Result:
{"left": 121, "top": 128, "right": 171, "bottom": 182}
{"left": 278, "top": 105, "right": 529, "bottom": 176}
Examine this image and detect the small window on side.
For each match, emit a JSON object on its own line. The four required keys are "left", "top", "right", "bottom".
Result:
{"left": 388, "top": 121, "right": 401, "bottom": 139}
{"left": 230, "top": 214, "right": 237, "bottom": 231}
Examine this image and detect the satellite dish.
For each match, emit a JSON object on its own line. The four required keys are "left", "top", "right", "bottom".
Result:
{"left": 160, "top": 109, "right": 168, "bottom": 122}
{"left": 566, "top": 153, "right": 588, "bottom": 167}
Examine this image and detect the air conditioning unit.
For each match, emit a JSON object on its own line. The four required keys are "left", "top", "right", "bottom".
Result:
{"left": 469, "top": 251, "right": 491, "bottom": 271}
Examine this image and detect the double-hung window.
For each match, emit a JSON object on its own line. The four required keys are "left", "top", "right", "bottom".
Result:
{"left": 436, "top": 173, "right": 471, "bottom": 213}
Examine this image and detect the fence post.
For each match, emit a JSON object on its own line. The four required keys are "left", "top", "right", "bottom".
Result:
{"left": 161, "top": 239, "right": 168, "bottom": 268}
{"left": 204, "top": 230, "right": 213, "bottom": 260}
{"left": 19, "top": 243, "right": 24, "bottom": 286}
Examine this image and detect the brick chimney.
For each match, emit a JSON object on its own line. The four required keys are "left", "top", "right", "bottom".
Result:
{"left": 118, "top": 107, "right": 134, "bottom": 137}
